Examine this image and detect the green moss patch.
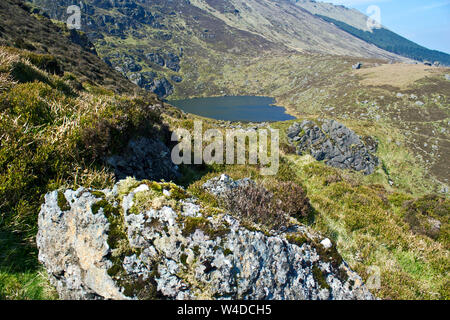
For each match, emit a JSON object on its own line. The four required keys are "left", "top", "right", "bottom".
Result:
{"left": 286, "top": 234, "right": 310, "bottom": 247}
{"left": 182, "top": 217, "right": 230, "bottom": 239}
{"left": 312, "top": 264, "right": 330, "bottom": 290}
{"left": 57, "top": 191, "right": 70, "bottom": 212}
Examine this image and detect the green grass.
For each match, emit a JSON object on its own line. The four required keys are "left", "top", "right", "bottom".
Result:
{"left": 286, "top": 157, "right": 449, "bottom": 300}
{"left": 0, "top": 231, "right": 57, "bottom": 300}
{"left": 173, "top": 112, "right": 449, "bottom": 299}
{"left": 0, "top": 46, "right": 163, "bottom": 299}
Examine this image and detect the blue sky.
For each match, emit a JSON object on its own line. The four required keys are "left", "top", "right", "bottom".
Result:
{"left": 321, "top": 0, "right": 450, "bottom": 54}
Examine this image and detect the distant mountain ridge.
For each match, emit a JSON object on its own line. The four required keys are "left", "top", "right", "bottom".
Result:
{"left": 313, "top": 15, "right": 450, "bottom": 66}
{"left": 289, "top": 0, "right": 450, "bottom": 65}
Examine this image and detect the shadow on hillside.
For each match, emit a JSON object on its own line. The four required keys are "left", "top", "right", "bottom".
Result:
{"left": 0, "top": 230, "right": 39, "bottom": 273}
{"left": 175, "top": 163, "right": 215, "bottom": 188}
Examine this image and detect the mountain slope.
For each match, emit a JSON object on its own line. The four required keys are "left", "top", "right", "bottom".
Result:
{"left": 290, "top": 0, "right": 450, "bottom": 65}
{"left": 188, "top": 0, "right": 405, "bottom": 59}
{"left": 0, "top": 0, "right": 139, "bottom": 93}
{"left": 290, "top": 0, "right": 373, "bottom": 31}
{"left": 29, "top": 0, "right": 405, "bottom": 60}
{"left": 27, "top": 0, "right": 411, "bottom": 98}
{"left": 24, "top": 0, "right": 450, "bottom": 188}
{"left": 315, "top": 15, "right": 450, "bottom": 66}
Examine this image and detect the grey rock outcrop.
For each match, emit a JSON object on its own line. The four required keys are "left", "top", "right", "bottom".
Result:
{"left": 146, "top": 52, "right": 165, "bottom": 66}
{"left": 106, "top": 137, "right": 179, "bottom": 181}
{"left": 287, "top": 120, "right": 379, "bottom": 175}
{"left": 121, "top": 55, "right": 142, "bottom": 73}
{"left": 147, "top": 78, "right": 174, "bottom": 98}
{"left": 126, "top": 72, "right": 174, "bottom": 98}
{"left": 68, "top": 29, "right": 97, "bottom": 55}
{"left": 145, "top": 52, "right": 181, "bottom": 72}
{"left": 37, "top": 189, "right": 126, "bottom": 300}
{"left": 202, "top": 174, "right": 253, "bottom": 197}
{"left": 171, "top": 75, "right": 183, "bottom": 83}
{"left": 128, "top": 71, "right": 157, "bottom": 88}
{"left": 37, "top": 178, "right": 374, "bottom": 300}
{"left": 165, "top": 53, "right": 181, "bottom": 72}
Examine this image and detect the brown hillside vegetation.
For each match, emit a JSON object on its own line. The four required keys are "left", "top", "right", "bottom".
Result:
{"left": 0, "top": 0, "right": 137, "bottom": 93}
{"left": 356, "top": 63, "right": 444, "bottom": 89}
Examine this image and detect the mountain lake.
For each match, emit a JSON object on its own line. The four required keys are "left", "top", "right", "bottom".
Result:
{"left": 168, "top": 96, "right": 296, "bottom": 122}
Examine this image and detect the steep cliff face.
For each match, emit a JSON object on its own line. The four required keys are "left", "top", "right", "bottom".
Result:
{"left": 37, "top": 177, "right": 374, "bottom": 300}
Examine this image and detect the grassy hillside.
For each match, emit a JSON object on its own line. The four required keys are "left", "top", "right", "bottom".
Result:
{"left": 161, "top": 113, "right": 450, "bottom": 300}
{"left": 0, "top": 45, "right": 166, "bottom": 299}
{"left": 0, "top": 0, "right": 138, "bottom": 93}
{"left": 170, "top": 51, "right": 450, "bottom": 189}
{"left": 1, "top": 44, "right": 449, "bottom": 301}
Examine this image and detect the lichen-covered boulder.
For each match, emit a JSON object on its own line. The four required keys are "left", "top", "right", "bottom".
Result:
{"left": 287, "top": 119, "right": 379, "bottom": 175}
{"left": 37, "top": 178, "right": 374, "bottom": 300}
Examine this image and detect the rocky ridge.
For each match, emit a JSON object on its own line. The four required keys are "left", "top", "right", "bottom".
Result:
{"left": 287, "top": 119, "right": 379, "bottom": 175}
{"left": 37, "top": 176, "right": 374, "bottom": 300}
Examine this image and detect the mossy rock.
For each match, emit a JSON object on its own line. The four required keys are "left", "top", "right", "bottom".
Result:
{"left": 286, "top": 234, "right": 311, "bottom": 247}
{"left": 312, "top": 264, "right": 330, "bottom": 290}
{"left": 57, "top": 191, "right": 70, "bottom": 212}
{"left": 182, "top": 217, "right": 230, "bottom": 239}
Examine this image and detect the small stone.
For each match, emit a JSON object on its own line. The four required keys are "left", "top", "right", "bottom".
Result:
{"left": 134, "top": 184, "right": 149, "bottom": 193}
{"left": 320, "top": 238, "right": 332, "bottom": 249}
{"left": 163, "top": 189, "right": 171, "bottom": 197}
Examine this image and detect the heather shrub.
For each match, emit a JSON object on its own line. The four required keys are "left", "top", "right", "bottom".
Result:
{"left": 221, "top": 183, "right": 289, "bottom": 231}
{"left": 280, "top": 141, "right": 296, "bottom": 154}
{"left": 21, "top": 52, "right": 63, "bottom": 76}
{"left": 0, "top": 46, "right": 166, "bottom": 249}
{"left": 270, "top": 181, "right": 311, "bottom": 220}
{"left": 9, "top": 60, "right": 50, "bottom": 84}
{"left": 79, "top": 97, "right": 166, "bottom": 161}
{"left": 403, "top": 195, "right": 449, "bottom": 241}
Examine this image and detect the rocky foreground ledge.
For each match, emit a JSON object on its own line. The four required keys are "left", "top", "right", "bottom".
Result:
{"left": 37, "top": 176, "right": 374, "bottom": 300}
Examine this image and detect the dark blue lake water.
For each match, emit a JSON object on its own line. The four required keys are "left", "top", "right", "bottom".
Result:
{"left": 168, "top": 96, "right": 296, "bottom": 122}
